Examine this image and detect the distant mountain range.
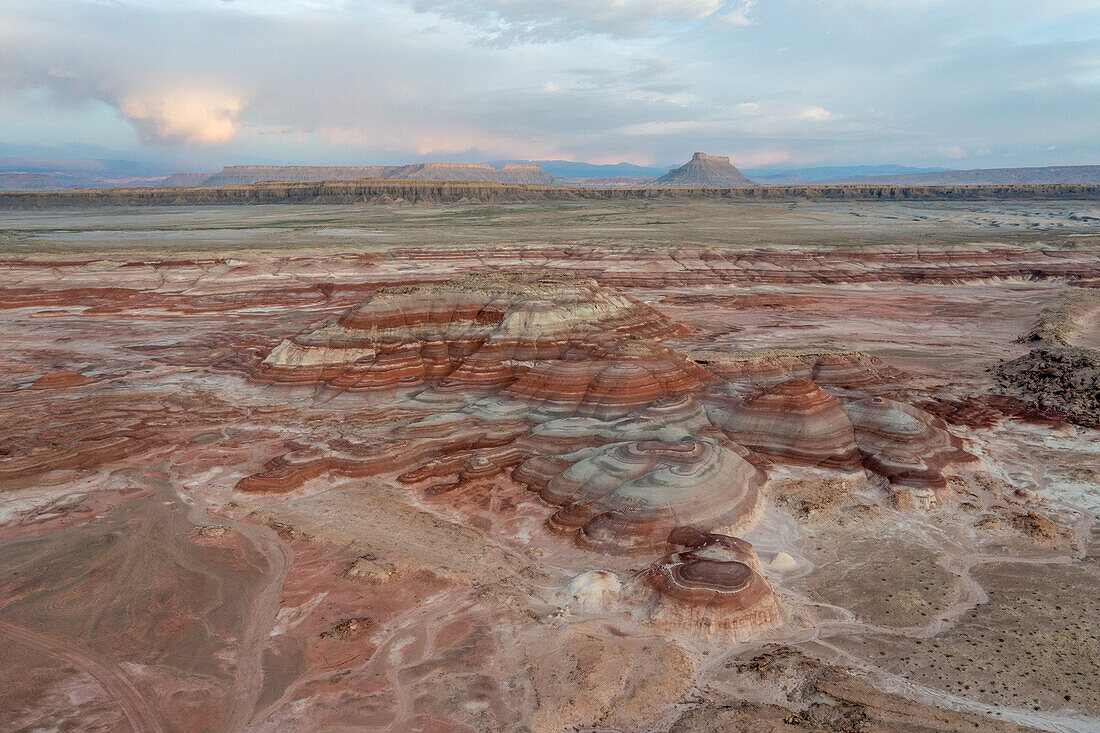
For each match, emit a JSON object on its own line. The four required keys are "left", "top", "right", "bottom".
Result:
{"left": 0, "top": 157, "right": 173, "bottom": 189}
{"left": 742, "top": 165, "right": 952, "bottom": 185}
{"left": 819, "top": 165, "right": 1100, "bottom": 185}
{"left": 0, "top": 173, "right": 61, "bottom": 190}
{"left": 5, "top": 156, "right": 1100, "bottom": 190}
{"left": 492, "top": 160, "right": 668, "bottom": 179}
{"left": 145, "top": 161, "right": 1100, "bottom": 188}
{"left": 165, "top": 163, "right": 553, "bottom": 187}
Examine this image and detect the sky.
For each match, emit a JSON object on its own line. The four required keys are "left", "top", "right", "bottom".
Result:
{"left": 2, "top": 0, "right": 1100, "bottom": 171}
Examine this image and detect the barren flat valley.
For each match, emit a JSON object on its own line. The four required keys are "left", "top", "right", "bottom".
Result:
{"left": 2, "top": 198, "right": 1099, "bottom": 732}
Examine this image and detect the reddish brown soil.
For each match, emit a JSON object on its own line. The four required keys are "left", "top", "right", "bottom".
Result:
{"left": 2, "top": 235, "right": 1097, "bottom": 733}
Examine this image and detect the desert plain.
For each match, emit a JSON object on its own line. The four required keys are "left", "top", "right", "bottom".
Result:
{"left": 1, "top": 197, "right": 1099, "bottom": 732}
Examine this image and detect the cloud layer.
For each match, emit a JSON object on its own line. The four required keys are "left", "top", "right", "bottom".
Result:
{"left": 409, "top": 0, "right": 748, "bottom": 43}
{"left": 0, "top": 0, "right": 1098, "bottom": 168}
{"left": 119, "top": 91, "right": 243, "bottom": 145}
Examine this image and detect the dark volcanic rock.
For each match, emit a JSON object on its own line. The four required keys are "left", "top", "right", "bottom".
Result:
{"left": 995, "top": 346, "right": 1100, "bottom": 427}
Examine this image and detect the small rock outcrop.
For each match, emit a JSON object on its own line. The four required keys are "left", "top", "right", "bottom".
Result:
{"left": 566, "top": 570, "right": 622, "bottom": 610}
{"left": 995, "top": 346, "right": 1100, "bottom": 427}
{"left": 645, "top": 527, "right": 784, "bottom": 639}
{"left": 29, "top": 370, "right": 94, "bottom": 389}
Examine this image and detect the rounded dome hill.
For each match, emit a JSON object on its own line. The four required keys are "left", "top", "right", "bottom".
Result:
{"left": 654, "top": 152, "right": 755, "bottom": 187}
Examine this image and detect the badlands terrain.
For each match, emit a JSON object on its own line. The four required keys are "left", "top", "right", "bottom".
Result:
{"left": 1, "top": 197, "right": 1099, "bottom": 732}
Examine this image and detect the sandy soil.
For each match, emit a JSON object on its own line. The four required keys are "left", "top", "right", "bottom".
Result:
{"left": 3, "top": 198, "right": 1100, "bottom": 256}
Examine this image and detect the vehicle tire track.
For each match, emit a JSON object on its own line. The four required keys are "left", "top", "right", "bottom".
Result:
{"left": 0, "top": 617, "right": 166, "bottom": 733}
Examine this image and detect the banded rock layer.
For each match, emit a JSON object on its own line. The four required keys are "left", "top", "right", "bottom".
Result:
{"left": 646, "top": 527, "right": 784, "bottom": 639}
{"left": 514, "top": 438, "right": 765, "bottom": 553}
{"left": 247, "top": 275, "right": 977, "bottom": 502}
{"left": 238, "top": 273, "right": 980, "bottom": 638}
{"left": 846, "top": 397, "right": 978, "bottom": 489}
{"left": 708, "top": 379, "right": 862, "bottom": 470}
{"left": 259, "top": 272, "right": 687, "bottom": 394}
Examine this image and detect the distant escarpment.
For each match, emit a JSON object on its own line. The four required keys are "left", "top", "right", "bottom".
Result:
{"left": 200, "top": 165, "right": 396, "bottom": 186}
{"left": 6, "top": 179, "right": 1100, "bottom": 208}
{"left": 156, "top": 173, "right": 215, "bottom": 187}
{"left": 184, "top": 162, "right": 553, "bottom": 186}
{"left": 829, "top": 164, "right": 1100, "bottom": 186}
{"left": 1018, "top": 288, "right": 1100, "bottom": 345}
{"left": 395, "top": 162, "right": 552, "bottom": 184}
{"left": 655, "top": 153, "right": 755, "bottom": 187}
{"left": 0, "top": 172, "right": 61, "bottom": 191}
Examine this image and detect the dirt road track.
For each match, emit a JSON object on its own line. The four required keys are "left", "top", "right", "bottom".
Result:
{"left": 0, "top": 617, "right": 167, "bottom": 733}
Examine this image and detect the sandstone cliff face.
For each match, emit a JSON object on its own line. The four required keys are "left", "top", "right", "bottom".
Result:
{"left": 655, "top": 152, "right": 755, "bottom": 187}
{"left": 8, "top": 179, "right": 1099, "bottom": 207}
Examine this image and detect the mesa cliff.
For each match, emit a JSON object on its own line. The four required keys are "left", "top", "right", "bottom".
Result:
{"left": 183, "top": 162, "right": 553, "bottom": 187}
{"left": 655, "top": 152, "right": 755, "bottom": 186}
{"left": 5, "top": 178, "right": 1100, "bottom": 208}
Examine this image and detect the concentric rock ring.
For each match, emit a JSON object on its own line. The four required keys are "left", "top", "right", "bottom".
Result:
{"left": 845, "top": 397, "right": 977, "bottom": 488}
{"left": 645, "top": 528, "right": 784, "bottom": 639}
{"left": 515, "top": 438, "right": 765, "bottom": 553}
{"left": 708, "top": 378, "right": 861, "bottom": 469}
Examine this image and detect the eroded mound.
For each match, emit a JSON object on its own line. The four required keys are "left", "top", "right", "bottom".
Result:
{"left": 245, "top": 274, "right": 979, "bottom": 506}
{"left": 236, "top": 273, "right": 986, "bottom": 644}
{"left": 259, "top": 272, "right": 685, "bottom": 391}
{"left": 846, "top": 397, "right": 977, "bottom": 491}
{"left": 645, "top": 527, "right": 784, "bottom": 639}
{"left": 708, "top": 378, "right": 862, "bottom": 470}
{"left": 516, "top": 438, "right": 765, "bottom": 553}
